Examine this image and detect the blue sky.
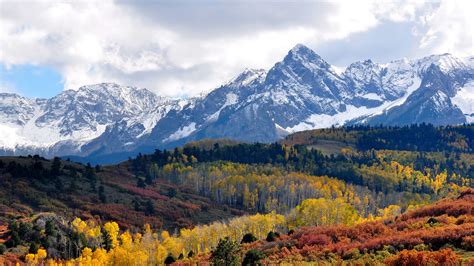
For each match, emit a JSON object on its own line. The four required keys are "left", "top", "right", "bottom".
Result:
{"left": 0, "top": 0, "right": 471, "bottom": 98}
{"left": 0, "top": 64, "right": 63, "bottom": 98}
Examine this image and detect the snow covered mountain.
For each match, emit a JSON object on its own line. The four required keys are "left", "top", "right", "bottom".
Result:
{"left": 0, "top": 83, "right": 183, "bottom": 157}
{"left": 0, "top": 45, "right": 473, "bottom": 163}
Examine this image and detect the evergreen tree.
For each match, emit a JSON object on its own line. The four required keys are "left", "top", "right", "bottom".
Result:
{"left": 98, "top": 185, "right": 107, "bottom": 203}
{"left": 242, "top": 250, "right": 265, "bottom": 266}
{"left": 241, "top": 233, "right": 257, "bottom": 244}
{"left": 145, "top": 199, "right": 155, "bottom": 215}
{"left": 211, "top": 237, "right": 240, "bottom": 266}
{"left": 137, "top": 178, "right": 146, "bottom": 188}
{"left": 51, "top": 157, "right": 61, "bottom": 178}
{"left": 164, "top": 255, "right": 176, "bottom": 264}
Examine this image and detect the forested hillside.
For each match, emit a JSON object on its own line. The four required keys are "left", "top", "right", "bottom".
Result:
{"left": 283, "top": 124, "right": 474, "bottom": 153}
{"left": 0, "top": 125, "right": 473, "bottom": 264}
{"left": 0, "top": 156, "right": 238, "bottom": 230}
{"left": 205, "top": 189, "right": 474, "bottom": 265}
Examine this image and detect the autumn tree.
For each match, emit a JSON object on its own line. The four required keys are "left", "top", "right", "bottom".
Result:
{"left": 287, "top": 198, "right": 360, "bottom": 228}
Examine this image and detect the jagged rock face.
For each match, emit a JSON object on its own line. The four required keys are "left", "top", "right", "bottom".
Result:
{"left": 366, "top": 65, "right": 466, "bottom": 126}
{"left": 192, "top": 102, "right": 280, "bottom": 143}
{"left": 0, "top": 83, "right": 181, "bottom": 157}
{"left": 265, "top": 44, "right": 346, "bottom": 102}
{"left": 0, "top": 45, "right": 473, "bottom": 163}
{"left": 36, "top": 83, "right": 164, "bottom": 135}
{"left": 343, "top": 59, "right": 400, "bottom": 107}
{"left": 0, "top": 93, "right": 43, "bottom": 126}
{"left": 141, "top": 68, "right": 266, "bottom": 148}
{"left": 253, "top": 44, "right": 348, "bottom": 128}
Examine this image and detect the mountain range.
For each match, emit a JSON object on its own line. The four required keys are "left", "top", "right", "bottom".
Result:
{"left": 1, "top": 44, "right": 473, "bottom": 163}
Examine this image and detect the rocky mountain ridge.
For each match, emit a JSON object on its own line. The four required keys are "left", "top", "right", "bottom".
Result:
{"left": 0, "top": 44, "right": 472, "bottom": 162}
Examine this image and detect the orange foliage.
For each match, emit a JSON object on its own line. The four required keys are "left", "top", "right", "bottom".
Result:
{"left": 400, "top": 196, "right": 473, "bottom": 220}
{"left": 253, "top": 189, "right": 474, "bottom": 264}
{"left": 385, "top": 249, "right": 458, "bottom": 266}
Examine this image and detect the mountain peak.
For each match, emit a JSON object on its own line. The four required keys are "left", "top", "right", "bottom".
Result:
{"left": 419, "top": 63, "right": 451, "bottom": 92}
{"left": 69, "top": 83, "right": 162, "bottom": 101}
{"left": 363, "top": 59, "right": 373, "bottom": 64}
{"left": 77, "top": 83, "right": 130, "bottom": 92}
{"left": 344, "top": 59, "right": 382, "bottom": 82}
{"left": 226, "top": 68, "right": 266, "bottom": 87}
{"left": 282, "top": 43, "right": 330, "bottom": 71}
{"left": 417, "top": 53, "right": 467, "bottom": 73}
{"left": 288, "top": 44, "right": 321, "bottom": 59}
{"left": 346, "top": 59, "right": 378, "bottom": 69}
{"left": 0, "top": 92, "right": 23, "bottom": 98}
{"left": 290, "top": 43, "right": 313, "bottom": 53}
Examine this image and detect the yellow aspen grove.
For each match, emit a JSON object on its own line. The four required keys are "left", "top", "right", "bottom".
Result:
{"left": 103, "top": 221, "right": 120, "bottom": 248}
{"left": 378, "top": 205, "right": 402, "bottom": 219}
{"left": 20, "top": 210, "right": 280, "bottom": 265}
{"left": 25, "top": 248, "right": 47, "bottom": 265}
{"left": 155, "top": 244, "right": 168, "bottom": 264}
{"left": 19, "top": 191, "right": 426, "bottom": 266}
{"left": 287, "top": 198, "right": 360, "bottom": 229}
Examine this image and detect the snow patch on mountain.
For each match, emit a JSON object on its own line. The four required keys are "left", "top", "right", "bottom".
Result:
{"left": 416, "top": 54, "right": 468, "bottom": 73}
{"left": 285, "top": 104, "right": 389, "bottom": 133}
{"left": 384, "top": 76, "right": 422, "bottom": 111}
{"left": 361, "top": 93, "right": 383, "bottom": 101}
{"left": 206, "top": 93, "right": 239, "bottom": 123}
{"left": 164, "top": 122, "right": 197, "bottom": 142}
{"left": 430, "top": 91, "right": 449, "bottom": 110}
{"left": 331, "top": 65, "right": 345, "bottom": 75}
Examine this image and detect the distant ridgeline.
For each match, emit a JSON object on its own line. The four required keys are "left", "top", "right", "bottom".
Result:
{"left": 130, "top": 124, "right": 473, "bottom": 189}
{"left": 282, "top": 123, "right": 474, "bottom": 153}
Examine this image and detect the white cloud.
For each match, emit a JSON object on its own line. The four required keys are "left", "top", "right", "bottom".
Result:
{"left": 0, "top": 0, "right": 471, "bottom": 97}
{"left": 0, "top": 81, "right": 17, "bottom": 93}
{"left": 418, "top": 0, "right": 473, "bottom": 57}
{"left": 373, "top": 0, "right": 427, "bottom": 22}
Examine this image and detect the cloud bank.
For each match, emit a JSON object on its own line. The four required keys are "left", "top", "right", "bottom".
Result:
{"left": 0, "top": 0, "right": 472, "bottom": 97}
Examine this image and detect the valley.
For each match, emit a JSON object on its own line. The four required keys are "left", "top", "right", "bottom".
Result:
{"left": 0, "top": 125, "right": 472, "bottom": 264}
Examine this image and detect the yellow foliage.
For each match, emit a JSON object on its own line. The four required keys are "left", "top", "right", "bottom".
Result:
{"left": 160, "top": 230, "right": 170, "bottom": 240}
{"left": 25, "top": 253, "right": 36, "bottom": 263}
{"left": 37, "top": 248, "right": 47, "bottom": 259}
{"left": 81, "top": 247, "right": 93, "bottom": 258}
{"left": 40, "top": 211, "right": 286, "bottom": 265}
{"left": 378, "top": 205, "right": 402, "bottom": 219}
{"left": 103, "top": 221, "right": 120, "bottom": 248}
{"left": 287, "top": 198, "right": 360, "bottom": 229}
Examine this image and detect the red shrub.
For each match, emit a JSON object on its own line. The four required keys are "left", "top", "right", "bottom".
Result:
{"left": 115, "top": 183, "right": 168, "bottom": 201}
{"left": 461, "top": 235, "right": 474, "bottom": 250}
{"left": 385, "top": 249, "right": 458, "bottom": 266}
{"left": 300, "top": 234, "right": 332, "bottom": 246}
{"left": 401, "top": 197, "right": 473, "bottom": 221}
